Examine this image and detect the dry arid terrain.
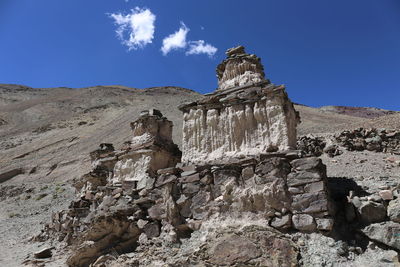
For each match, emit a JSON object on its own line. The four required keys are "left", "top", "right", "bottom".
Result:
{"left": 1, "top": 83, "right": 400, "bottom": 266}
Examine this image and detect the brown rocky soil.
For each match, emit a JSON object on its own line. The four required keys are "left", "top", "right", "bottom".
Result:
{"left": 1, "top": 83, "right": 400, "bottom": 266}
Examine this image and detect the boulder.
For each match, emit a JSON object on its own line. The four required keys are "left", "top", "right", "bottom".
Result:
{"left": 379, "top": 190, "right": 394, "bottom": 201}
{"left": 388, "top": 198, "right": 400, "bottom": 223}
{"left": 241, "top": 166, "right": 254, "bottom": 180}
{"left": 316, "top": 218, "right": 334, "bottom": 231}
{"left": 190, "top": 191, "right": 212, "bottom": 220}
{"left": 143, "top": 222, "right": 160, "bottom": 238}
{"left": 34, "top": 247, "right": 53, "bottom": 259}
{"left": 291, "top": 157, "right": 322, "bottom": 171}
{"left": 358, "top": 201, "right": 387, "bottom": 224}
{"left": 287, "top": 171, "right": 322, "bottom": 187}
{"left": 291, "top": 191, "right": 329, "bottom": 214}
{"left": 207, "top": 226, "right": 298, "bottom": 267}
{"left": 292, "top": 214, "right": 316, "bottom": 232}
{"left": 362, "top": 222, "right": 400, "bottom": 250}
{"left": 271, "top": 214, "right": 292, "bottom": 229}
{"left": 255, "top": 157, "right": 291, "bottom": 178}
{"left": 209, "top": 235, "right": 262, "bottom": 265}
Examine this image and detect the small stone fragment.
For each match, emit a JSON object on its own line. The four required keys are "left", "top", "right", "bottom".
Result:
{"left": 358, "top": 201, "right": 387, "bottom": 224}
{"left": 271, "top": 214, "right": 292, "bottom": 229}
{"left": 316, "top": 218, "right": 334, "bottom": 231}
{"left": 34, "top": 247, "right": 53, "bottom": 259}
{"left": 388, "top": 198, "right": 400, "bottom": 223}
{"left": 379, "top": 190, "right": 393, "bottom": 200}
{"left": 292, "top": 214, "right": 316, "bottom": 232}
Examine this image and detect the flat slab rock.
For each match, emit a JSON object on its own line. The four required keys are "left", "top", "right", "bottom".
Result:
{"left": 205, "top": 226, "right": 298, "bottom": 266}
{"left": 34, "top": 247, "right": 53, "bottom": 259}
{"left": 362, "top": 221, "right": 400, "bottom": 250}
{"left": 97, "top": 224, "right": 299, "bottom": 267}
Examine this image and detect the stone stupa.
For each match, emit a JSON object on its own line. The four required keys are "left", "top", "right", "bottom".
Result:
{"left": 179, "top": 46, "right": 300, "bottom": 165}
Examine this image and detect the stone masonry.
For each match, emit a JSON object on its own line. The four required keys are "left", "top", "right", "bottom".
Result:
{"left": 40, "top": 47, "right": 335, "bottom": 267}
{"left": 180, "top": 46, "right": 300, "bottom": 165}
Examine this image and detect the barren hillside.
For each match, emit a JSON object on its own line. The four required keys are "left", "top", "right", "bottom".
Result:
{"left": 0, "top": 84, "right": 202, "bottom": 185}
{"left": 1, "top": 84, "right": 399, "bottom": 266}
{"left": 1, "top": 83, "right": 398, "bottom": 186}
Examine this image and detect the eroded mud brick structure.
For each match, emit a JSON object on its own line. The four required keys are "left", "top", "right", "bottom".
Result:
{"left": 180, "top": 46, "right": 299, "bottom": 165}
{"left": 111, "top": 109, "right": 181, "bottom": 188}
{"left": 42, "top": 46, "right": 335, "bottom": 267}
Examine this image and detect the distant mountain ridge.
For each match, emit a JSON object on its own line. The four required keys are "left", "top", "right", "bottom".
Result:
{"left": 319, "top": 105, "right": 399, "bottom": 119}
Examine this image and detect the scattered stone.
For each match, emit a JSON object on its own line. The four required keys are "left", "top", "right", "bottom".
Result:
{"left": 182, "top": 183, "right": 201, "bottom": 195}
{"left": 358, "top": 201, "right": 387, "bottom": 224}
{"left": 208, "top": 226, "right": 298, "bottom": 267}
{"left": 34, "top": 247, "right": 53, "bottom": 259}
{"left": 287, "top": 170, "right": 323, "bottom": 187}
{"left": 157, "top": 167, "right": 178, "bottom": 175}
{"left": 351, "top": 196, "right": 362, "bottom": 208}
{"left": 209, "top": 235, "right": 262, "bottom": 265}
{"left": 180, "top": 170, "right": 197, "bottom": 177}
{"left": 292, "top": 214, "right": 316, "bottom": 232}
{"left": 137, "top": 219, "right": 148, "bottom": 229}
{"left": 241, "top": 166, "right": 254, "bottom": 180}
{"left": 180, "top": 165, "right": 197, "bottom": 172}
{"left": 362, "top": 222, "right": 400, "bottom": 250}
{"left": 304, "top": 181, "right": 325, "bottom": 193}
{"left": 155, "top": 174, "right": 177, "bottom": 187}
{"left": 288, "top": 187, "right": 303, "bottom": 194}
{"left": 179, "top": 173, "right": 200, "bottom": 183}
{"left": 316, "top": 218, "right": 334, "bottom": 231}
{"left": 379, "top": 190, "right": 393, "bottom": 200}
{"left": 271, "top": 214, "right": 292, "bottom": 229}
{"left": 143, "top": 222, "right": 160, "bottom": 238}
{"left": 388, "top": 198, "right": 400, "bottom": 223}
{"left": 291, "top": 157, "right": 322, "bottom": 171}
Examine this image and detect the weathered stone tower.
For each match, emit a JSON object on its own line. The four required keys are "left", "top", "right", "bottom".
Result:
{"left": 111, "top": 109, "right": 181, "bottom": 188}
{"left": 180, "top": 46, "right": 300, "bottom": 165}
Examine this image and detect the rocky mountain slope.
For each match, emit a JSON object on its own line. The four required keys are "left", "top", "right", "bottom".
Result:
{"left": 1, "top": 83, "right": 400, "bottom": 266}
{"left": 1, "top": 84, "right": 397, "bottom": 185}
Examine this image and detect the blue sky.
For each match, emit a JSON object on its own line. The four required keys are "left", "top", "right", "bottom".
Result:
{"left": 1, "top": 0, "right": 399, "bottom": 110}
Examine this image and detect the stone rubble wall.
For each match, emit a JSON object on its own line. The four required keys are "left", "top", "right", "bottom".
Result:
{"left": 342, "top": 177, "right": 400, "bottom": 252}
{"left": 336, "top": 128, "right": 400, "bottom": 154}
{"left": 181, "top": 85, "right": 299, "bottom": 165}
{"left": 42, "top": 146, "right": 334, "bottom": 266}
{"left": 298, "top": 128, "right": 400, "bottom": 157}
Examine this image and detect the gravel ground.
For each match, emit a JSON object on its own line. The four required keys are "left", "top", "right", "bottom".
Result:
{"left": 0, "top": 183, "right": 74, "bottom": 266}
{"left": 322, "top": 150, "right": 400, "bottom": 193}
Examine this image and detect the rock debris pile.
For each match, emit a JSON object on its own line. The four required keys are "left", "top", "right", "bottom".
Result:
{"left": 41, "top": 109, "right": 333, "bottom": 266}
{"left": 297, "top": 128, "right": 400, "bottom": 158}
{"left": 336, "top": 128, "right": 400, "bottom": 154}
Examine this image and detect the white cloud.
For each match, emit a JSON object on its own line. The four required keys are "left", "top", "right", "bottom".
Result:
{"left": 109, "top": 7, "right": 156, "bottom": 50}
{"left": 161, "top": 22, "right": 189, "bottom": 55}
{"left": 186, "top": 40, "right": 218, "bottom": 57}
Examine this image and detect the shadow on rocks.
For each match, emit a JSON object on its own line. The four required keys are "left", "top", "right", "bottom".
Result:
{"left": 326, "top": 177, "right": 370, "bottom": 250}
